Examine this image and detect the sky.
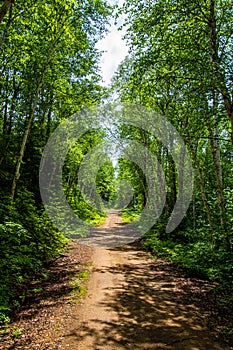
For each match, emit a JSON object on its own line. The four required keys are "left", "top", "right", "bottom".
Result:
{"left": 95, "top": 1, "right": 128, "bottom": 86}
{"left": 95, "top": 1, "right": 128, "bottom": 167}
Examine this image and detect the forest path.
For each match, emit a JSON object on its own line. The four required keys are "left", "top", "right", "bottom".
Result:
{"left": 60, "top": 211, "right": 227, "bottom": 350}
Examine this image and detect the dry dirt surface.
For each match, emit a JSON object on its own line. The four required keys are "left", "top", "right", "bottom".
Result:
{"left": 0, "top": 211, "right": 231, "bottom": 350}
{"left": 76, "top": 209, "right": 140, "bottom": 247}
{"left": 0, "top": 242, "right": 94, "bottom": 350}
{"left": 59, "top": 211, "right": 230, "bottom": 350}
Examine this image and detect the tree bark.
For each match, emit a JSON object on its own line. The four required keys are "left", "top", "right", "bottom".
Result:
{"left": 9, "top": 14, "right": 65, "bottom": 199}
{"left": 0, "top": 0, "right": 12, "bottom": 23}
{"left": 206, "top": 93, "right": 231, "bottom": 250}
{"left": 0, "top": 1, "right": 13, "bottom": 50}
{"left": 206, "top": 94, "right": 225, "bottom": 223}
{"left": 208, "top": 0, "right": 233, "bottom": 144}
{"left": 0, "top": 73, "right": 19, "bottom": 166}
{"left": 185, "top": 129, "right": 214, "bottom": 231}
{"left": 10, "top": 63, "right": 50, "bottom": 199}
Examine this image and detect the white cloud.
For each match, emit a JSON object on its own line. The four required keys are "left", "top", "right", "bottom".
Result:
{"left": 95, "top": 23, "right": 128, "bottom": 86}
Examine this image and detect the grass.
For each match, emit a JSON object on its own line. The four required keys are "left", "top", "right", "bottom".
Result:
{"left": 121, "top": 209, "right": 140, "bottom": 223}
{"left": 68, "top": 267, "right": 90, "bottom": 303}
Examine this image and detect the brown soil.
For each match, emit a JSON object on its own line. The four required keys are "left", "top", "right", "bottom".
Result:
{"left": 0, "top": 211, "right": 231, "bottom": 349}
{"left": 0, "top": 242, "right": 94, "bottom": 350}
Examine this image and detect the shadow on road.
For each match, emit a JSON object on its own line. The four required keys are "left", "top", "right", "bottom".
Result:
{"left": 62, "top": 243, "right": 226, "bottom": 350}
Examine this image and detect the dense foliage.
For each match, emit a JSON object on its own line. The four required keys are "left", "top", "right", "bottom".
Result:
{"left": 0, "top": 0, "right": 111, "bottom": 323}
{"left": 0, "top": 0, "right": 233, "bottom": 335}
{"left": 114, "top": 0, "right": 233, "bottom": 284}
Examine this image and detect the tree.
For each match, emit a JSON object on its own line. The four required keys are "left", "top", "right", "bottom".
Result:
{"left": 0, "top": 0, "right": 111, "bottom": 199}
{"left": 113, "top": 0, "right": 233, "bottom": 251}
{"left": 0, "top": 0, "right": 111, "bottom": 320}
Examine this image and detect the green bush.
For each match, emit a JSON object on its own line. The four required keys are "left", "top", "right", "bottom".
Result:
{"left": 0, "top": 192, "right": 68, "bottom": 325}
{"left": 143, "top": 230, "right": 233, "bottom": 284}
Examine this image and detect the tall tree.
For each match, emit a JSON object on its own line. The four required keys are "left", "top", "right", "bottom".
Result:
{"left": 0, "top": 0, "right": 111, "bottom": 199}
{"left": 113, "top": 0, "right": 233, "bottom": 250}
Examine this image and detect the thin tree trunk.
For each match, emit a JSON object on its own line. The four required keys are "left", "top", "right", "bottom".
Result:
{"left": 0, "top": 2, "right": 13, "bottom": 50}
{"left": 45, "top": 92, "right": 54, "bottom": 139}
{"left": 206, "top": 93, "right": 231, "bottom": 250}
{"left": 209, "top": 0, "right": 233, "bottom": 144}
{"left": 46, "top": 106, "right": 52, "bottom": 138}
{"left": 0, "top": 0, "right": 12, "bottom": 23}
{"left": 0, "top": 74, "right": 19, "bottom": 166}
{"left": 192, "top": 176, "right": 196, "bottom": 231}
{"left": 10, "top": 14, "right": 76, "bottom": 199}
{"left": 10, "top": 65, "right": 50, "bottom": 199}
{"left": 168, "top": 133, "right": 177, "bottom": 208}
{"left": 185, "top": 129, "right": 214, "bottom": 231}
{"left": 206, "top": 93, "right": 225, "bottom": 224}
{"left": 156, "top": 143, "right": 164, "bottom": 209}
{"left": 141, "top": 129, "right": 148, "bottom": 208}
{"left": 4, "top": 74, "right": 18, "bottom": 135}
{"left": 2, "top": 69, "right": 9, "bottom": 133}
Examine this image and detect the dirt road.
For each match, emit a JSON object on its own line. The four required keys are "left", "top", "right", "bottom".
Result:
{"left": 60, "top": 211, "right": 228, "bottom": 350}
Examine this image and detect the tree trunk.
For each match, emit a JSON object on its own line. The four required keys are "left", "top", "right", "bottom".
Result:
{"left": 10, "top": 12, "right": 72, "bottom": 198}
{"left": 9, "top": 17, "right": 64, "bottom": 199}
{"left": 185, "top": 129, "right": 214, "bottom": 231}
{"left": 46, "top": 106, "right": 52, "bottom": 138}
{"left": 0, "top": 1, "right": 13, "bottom": 50}
{"left": 206, "top": 93, "right": 225, "bottom": 224}
{"left": 208, "top": 0, "right": 233, "bottom": 144}
{"left": 206, "top": 93, "right": 231, "bottom": 250}
{"left": 0, "top": 73, "right": 19, "bottom": 166}
{"left": 168, "top": 133, "right": 177, "bottom": 208}
{"left": 10, "top": 65, "right": 49, "bottom": 199}
{"left": 0, "top": 0, "right": 12, "bottom": 23}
